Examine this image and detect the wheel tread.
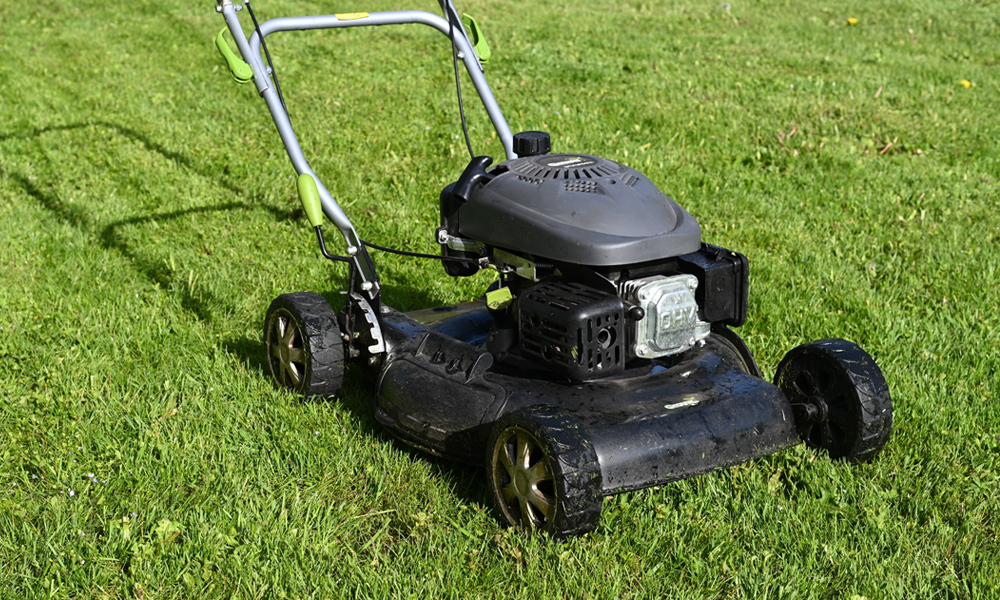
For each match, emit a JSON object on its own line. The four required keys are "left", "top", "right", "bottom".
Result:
{"left": 776, "top": 338, "right": 892, "bottom": 463}
{"left": 264, "top": 292, "right": 346, "bottom": 398}
{"left": 488, "top": 407, "right": 603, "bottom": 538}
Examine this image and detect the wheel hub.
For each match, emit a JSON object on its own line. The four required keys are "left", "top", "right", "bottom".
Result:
{"left": 277, "top": 337, "right": 292, "bottom": 365}
{"left": 492, "top": 427, "right": 557, "bottom": 530}
{"left": 514, "top": 470, "right": 531, "bottom": 497}
{"left": 793, "top": 395, "right": 829, "bottom": 424}
{"left": 268, "top": 311, "right": 305, "bottom": 387}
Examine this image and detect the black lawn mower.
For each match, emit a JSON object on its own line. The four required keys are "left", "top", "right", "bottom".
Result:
{"left": 214, "top": 0, "right": 892, "bottom": 537}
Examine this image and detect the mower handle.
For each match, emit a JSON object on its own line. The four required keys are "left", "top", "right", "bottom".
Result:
{"left": 217, "top": 0, "right": 515, "bottom": 302}
{"left": 247, "top": 11, "right": 514, "bottom": 158}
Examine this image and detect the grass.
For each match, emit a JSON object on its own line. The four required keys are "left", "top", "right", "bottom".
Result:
{"left": 1, "top": 0, "right": 998, "bottom": 597}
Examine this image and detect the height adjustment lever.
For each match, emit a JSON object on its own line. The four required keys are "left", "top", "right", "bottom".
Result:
{"left": 214, "top": 28, "right": 252, "bottom": 84}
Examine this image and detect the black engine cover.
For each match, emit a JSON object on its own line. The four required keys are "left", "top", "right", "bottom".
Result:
{"left": 458, "top": 153, "right": 701, "bottom": 266}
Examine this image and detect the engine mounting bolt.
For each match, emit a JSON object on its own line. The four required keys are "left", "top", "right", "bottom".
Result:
{"left": 346, "top": 245, "right": 358, "bottom": 256}
{"left": 686, "top": 278, "right": 698, "bottom": 290}
{"left": 361, "top": 282, "right": 373, "bottom": 291}
{"left": 379, "top": 305, "right": 391, "bottom": 314}
{"left": 637, "top": 344, "right": 649, "bottom": 355}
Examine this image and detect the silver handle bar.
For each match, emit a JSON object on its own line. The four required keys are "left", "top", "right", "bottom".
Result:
{"left": 219, "top": 1, "right": 515, "bottom": 296}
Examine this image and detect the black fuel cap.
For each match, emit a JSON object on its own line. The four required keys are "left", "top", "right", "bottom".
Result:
{"left": 513, "top": 131, "right": 551, "bottom": 157}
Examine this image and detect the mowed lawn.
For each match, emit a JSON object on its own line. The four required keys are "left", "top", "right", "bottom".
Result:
{"left": 1, "top": 0, "right": 998, "bottom": 598}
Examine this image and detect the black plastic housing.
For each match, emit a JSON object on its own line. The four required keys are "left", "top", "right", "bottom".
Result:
{"left": 439, "top": 182, "right": 482, "bottom": 277}
{"left": 677, "top": 243, "right": 749, "bottom": 327}
{"left": 445, "top": 153, "right": 701, "bottom": 267}
{"left": 519, "top": 281, "right": 625, "bottom": 380}
{"left": 373, "top": 303, "right": 800, "bottom": 495}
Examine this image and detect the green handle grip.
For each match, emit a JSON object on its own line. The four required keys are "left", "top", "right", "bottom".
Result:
{"left": 297, "top": 174, "right": 326, "bottom": 228}
{"left": 215, "top": 28, "right": 253, "bottom": 84}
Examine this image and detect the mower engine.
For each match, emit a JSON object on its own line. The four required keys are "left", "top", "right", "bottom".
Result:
{"left": 438, "top": 132, "right": 749, "bottom": 381}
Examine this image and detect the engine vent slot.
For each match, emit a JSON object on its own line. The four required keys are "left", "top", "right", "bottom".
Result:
{"left": 564, "top": 180, "right": 600, "bottom": 193}
{"left": 508, "top": 154, "right": 624, "bottom": 181}
{"left": 519, "top": 281, "right": 625, "bottom": 380}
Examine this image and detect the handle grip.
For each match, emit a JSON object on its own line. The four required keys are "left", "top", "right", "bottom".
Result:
{"left": 452, "top": 156, "right": 494, "bottom": 203}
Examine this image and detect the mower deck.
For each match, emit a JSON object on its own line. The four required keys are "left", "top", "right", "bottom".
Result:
{"left": 374, "top": 303, "right": 799, "bottom": 495}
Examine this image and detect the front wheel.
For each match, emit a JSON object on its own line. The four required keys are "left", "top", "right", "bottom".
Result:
{"left": 486, "top": 408, "right": 603, "bottom": 538}
{"left": 775, "top": 338, "right": 892, "bottom": 463}
{"left": 263, "top": 292, "right": 345, "bottom": 398}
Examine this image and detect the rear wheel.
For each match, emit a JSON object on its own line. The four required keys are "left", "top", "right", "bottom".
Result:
{"left": 775, "top": 338, "right": 892, "bottom": 463}
{"left": 264, "top": 292, "right": 345, "bottom": 398}
{"left": 487, "top": 408, "right": 602, "bottom": 538}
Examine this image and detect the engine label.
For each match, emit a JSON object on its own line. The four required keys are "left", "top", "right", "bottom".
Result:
{"left": 659, "top": 305, "right": 698, "bottom": 331}
{"left": 537, "top": 155, "right": 599, "bottom": 169}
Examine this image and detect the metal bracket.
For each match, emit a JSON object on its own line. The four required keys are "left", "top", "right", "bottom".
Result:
{"left": 491, "top": 248, "right": 538, "bottom": 281}
{"left": 351, "top": 293, "right": 386, "bottom": 355}
{"left": 436, "top": 228, "right": 486, "bottom": 254}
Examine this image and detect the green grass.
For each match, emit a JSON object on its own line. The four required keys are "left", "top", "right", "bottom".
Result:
{"left": 2, "top": 0, "right": 998, "bottom": 597}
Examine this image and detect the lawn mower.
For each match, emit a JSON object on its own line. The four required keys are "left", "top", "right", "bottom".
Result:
{"left": 214, "top": 0, "right": 893, "bottom": 537}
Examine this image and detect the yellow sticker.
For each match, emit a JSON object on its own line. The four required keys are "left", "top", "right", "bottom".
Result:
{"left": 335, "top": 12, "right": 370, "bottom": 20}
{"left": 486, "top": 287, "right": 513, "bottom": 311}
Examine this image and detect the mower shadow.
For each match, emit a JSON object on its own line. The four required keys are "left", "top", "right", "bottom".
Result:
{"left": 2, "top": 120, "right": 309, "bottom": 325}
{"left": 8, "top": 119, "right": 491, "bottom": 511}
{"left": 4, "top": 120, "right": 471, "bottom": 324}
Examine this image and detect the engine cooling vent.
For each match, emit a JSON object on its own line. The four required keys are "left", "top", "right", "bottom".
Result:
{"left": 564, "top": 180, "right": 600, "bottom": 193}
{"left": 508, "top": 153, "right": 622, "bottom": 181}
{"left": 519, "top": 281, "right": 625, "bottom": 380}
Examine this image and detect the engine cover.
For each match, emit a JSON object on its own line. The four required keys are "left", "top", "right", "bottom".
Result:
{"left": 458, "top": 154, "right": 701, "bottom": 266}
